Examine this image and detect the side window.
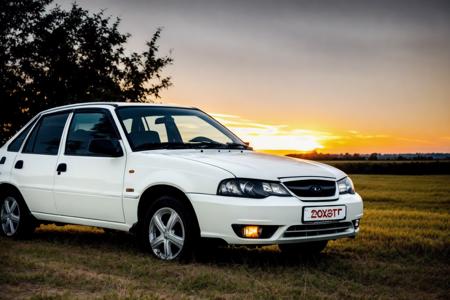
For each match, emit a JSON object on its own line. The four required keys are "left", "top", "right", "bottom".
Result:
{"left": 7, "top": 119, "right": 38, "bottom": 152}
{"left": 65, "top": 111, "right": 118, "bottom": 156}
{"left": 23, "top": 113, "right": 69, "bottom": 155}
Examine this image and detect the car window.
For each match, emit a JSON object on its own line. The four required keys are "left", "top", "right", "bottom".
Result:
{"left": 172, "top": 115, "right": 232, "bottom": 144}
{"left": 122, "top": 116, "right": 168, "bottom": 142}
{"left": 65, "top": 111, "right": 118, "bottom": 156}
{"left": 7, "top": 118, "right": 38, "bottom": 152}
{"left": 116, "top": 107, "right": 243, "bottom": 151}
{"left": 23, "top": 113, "right": 69, "bottom": 155}
{"left": 123, "top": 118, "right": 133, "bottom": 133}
{"left": 143, "top": 116, "right": 168, "bottom": 143}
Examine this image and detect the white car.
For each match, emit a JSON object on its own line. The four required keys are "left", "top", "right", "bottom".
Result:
{"left": 0, "top": 102, "right": 363, "bottom": 260}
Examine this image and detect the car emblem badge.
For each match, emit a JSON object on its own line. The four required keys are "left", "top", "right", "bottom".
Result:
{"left": 311, "top": 185, "right": 322, "bottom": 193}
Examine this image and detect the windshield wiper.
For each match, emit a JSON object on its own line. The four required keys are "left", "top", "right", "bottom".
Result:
{"left": 225, "top": 142, "right": 251, "bottom": 150}
{"left": 186, "top": 141, "right": 224, "bottom": 149}
{"left": 187, "top": 141, "right": 250, "bottom": 150}
{"left": 135, "top": 141, "right": 251, "bottom": 151}
{"left": 134, "top": 142, "right": 193, "bottom": 151}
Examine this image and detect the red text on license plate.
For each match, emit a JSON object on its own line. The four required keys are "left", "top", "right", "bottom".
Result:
{"left": 303, "top": 205, "right": 346, "bottom": 222}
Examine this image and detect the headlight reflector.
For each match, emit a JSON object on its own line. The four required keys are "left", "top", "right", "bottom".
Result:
{"left": 338, "top": 177, "right": 355, "bottom": 194}
{"left": 218, "top": 179, "right": 290, "bottom": 198}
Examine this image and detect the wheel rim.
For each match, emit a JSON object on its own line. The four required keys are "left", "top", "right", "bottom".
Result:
{"left": 1, "top": 197, "right": 20, "bottom": 236}
{"left": 149, "top": 207, "right": 185, "bottom": 260}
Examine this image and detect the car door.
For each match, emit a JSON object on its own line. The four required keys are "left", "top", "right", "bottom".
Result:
{"left": 0, "top": 117, "right": 39, "bottom": 184}
{"left": 53, "top": 109, "right": 126, "bottom": 222}
{"left": 10, "top": 112, "right": 70, "bottom": 214}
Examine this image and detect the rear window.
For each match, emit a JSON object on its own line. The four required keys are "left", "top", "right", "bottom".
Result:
{"left": 23, "top": 113, "right": 69, "bottom": 155}
{"left": 7, "top": 119, "right": 38, "bottom": 152}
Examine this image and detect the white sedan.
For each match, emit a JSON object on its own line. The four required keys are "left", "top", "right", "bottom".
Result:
{"left": 0, "top": 102, "right": 363, "bottom": 260}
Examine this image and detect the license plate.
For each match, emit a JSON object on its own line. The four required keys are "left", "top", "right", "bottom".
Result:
{"left": 303, "top": 205, "right": 346, "bottom": 222}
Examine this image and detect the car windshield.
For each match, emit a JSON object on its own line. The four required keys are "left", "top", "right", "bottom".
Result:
{"left": 116, "top": 106, "right": 249, "bottom": 151}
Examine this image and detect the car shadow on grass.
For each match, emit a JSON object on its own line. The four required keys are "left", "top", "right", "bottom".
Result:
{"left": 193, "top": 245, "right": 332, "bottom": 268}
{"left": 31, "top": 225, "right": 333, "bottom": 268}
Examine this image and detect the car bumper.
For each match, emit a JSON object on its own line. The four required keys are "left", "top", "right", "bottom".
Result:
{"left": 187, "top": 193, "right": 363, "bottom": 245}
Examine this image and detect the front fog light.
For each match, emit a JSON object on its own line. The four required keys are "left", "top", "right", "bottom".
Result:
{"left": 353, "top": 219, "right": 361, "bottom": 229}
{"left": 232, "top": 224, "right": 279, "bottom": 239}
{"left": 242, "top": 225, "right": 262, "bottom": 238}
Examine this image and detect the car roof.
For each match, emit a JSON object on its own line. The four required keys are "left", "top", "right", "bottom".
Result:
{"left": 41, "top": 102, "right": 196, "bottom": 114}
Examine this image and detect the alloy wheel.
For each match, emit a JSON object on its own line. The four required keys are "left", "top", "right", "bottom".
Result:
{"left": 1, "top": 197, "right": 21, "bottom": 236}
{"left": 149, "top": 207, "right": 185, "bottom": 260}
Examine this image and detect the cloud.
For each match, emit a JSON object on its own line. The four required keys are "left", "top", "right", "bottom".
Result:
{"left": 210, "top": 113, "right": 447, "bottom": 152}
{"left": 212, "top": 112, "right": 430, "bottom": 152}
{"left": 212, "top": 113, "right": 338, "bottom": 151}
{"left": 396, "top": 137, "right": 431, "bottom": 144}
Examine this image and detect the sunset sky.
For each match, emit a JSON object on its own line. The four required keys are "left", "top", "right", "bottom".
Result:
{"left": 57, "top": 0, "right": 450, "bottom": 153}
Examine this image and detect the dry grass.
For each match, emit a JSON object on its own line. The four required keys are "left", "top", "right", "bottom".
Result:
{"left": 0, "top": 175, "right": 449, "bottom": 299}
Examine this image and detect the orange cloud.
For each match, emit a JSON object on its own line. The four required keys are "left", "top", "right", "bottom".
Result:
{"left": 211, "top": 113, "right": 449, "bottom": 153}
{"left": 212, "top": 113, "right": 336, "bottom": 151}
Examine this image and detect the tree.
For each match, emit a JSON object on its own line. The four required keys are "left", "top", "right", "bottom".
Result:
{"left": 0, "top": 0, "right": 173, "bottom": 143}
{"left": 368, "top": 153, "right": 378, "bottom": 161}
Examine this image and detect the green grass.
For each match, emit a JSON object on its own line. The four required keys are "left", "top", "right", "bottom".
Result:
{"left": 321, "top": 160, "right": 450, "bottom": 175}
{"left": 1, "top": 175, "right": 449, "bottom": 299}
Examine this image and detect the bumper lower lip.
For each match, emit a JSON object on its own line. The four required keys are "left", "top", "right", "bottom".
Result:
{"left": 187, "top": 193, "right": 364, "bottom": 245}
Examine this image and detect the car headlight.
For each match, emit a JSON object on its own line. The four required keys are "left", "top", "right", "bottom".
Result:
{"left": 218, "top": 178, "right": 290, "bottom": 198}
{"left": 338, "top": 176, "right": 355, "bottom": 194}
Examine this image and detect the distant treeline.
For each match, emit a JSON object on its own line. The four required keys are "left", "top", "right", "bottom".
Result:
{"left": 287, "top": 152, "right": 450, "bottom": 161}
{"left": 317, "top": 161, "right": 450, "bottom": 175}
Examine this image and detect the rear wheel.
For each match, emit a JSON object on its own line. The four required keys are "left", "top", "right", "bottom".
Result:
{"left": 0, "top": 190, "right": 36, "bottom": 238}
{"left": 138, "top": 195, "right": 198, "bottom": 261}
{"left": 279, "top": 240, "right": 328, "bottom": 256}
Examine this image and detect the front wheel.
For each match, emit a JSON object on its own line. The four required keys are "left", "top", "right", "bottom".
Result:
{"left": 279, "top": 240, "right": 328, "bottom": 256}
{"left": 0, "top": 190, "right": 36, "bottom": 238}
{"left": 138, "top": 195, "right": 199, "bottom": 261}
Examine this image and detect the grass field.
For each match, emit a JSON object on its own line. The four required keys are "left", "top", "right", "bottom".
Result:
{"left": 321, "top": 160, "right": 450, "bottom": 175}
{"left": 0, "top": 175, "right": 449, "bottom": 299}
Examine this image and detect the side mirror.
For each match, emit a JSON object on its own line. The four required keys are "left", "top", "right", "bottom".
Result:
{"left": 88, "top": 139, "right": 123, "bottom": 157}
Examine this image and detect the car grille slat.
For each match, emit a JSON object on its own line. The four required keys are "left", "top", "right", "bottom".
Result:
{"left": 284, "top": 179, "right": 336, "bottom": 198}
{"left": 286, "top": 225, "right": 351, "bottom": 233}
{"left": 283, "top": 222, "right": 353, "bottom": 238}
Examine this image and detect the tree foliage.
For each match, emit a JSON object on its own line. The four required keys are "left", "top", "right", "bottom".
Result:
{"left": 0, "top": 0, "right": 172, "bottom": 143}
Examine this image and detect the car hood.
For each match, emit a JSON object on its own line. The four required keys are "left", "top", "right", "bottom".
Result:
{"left": 155, "top": 150, "right": 346, "bottom": 181}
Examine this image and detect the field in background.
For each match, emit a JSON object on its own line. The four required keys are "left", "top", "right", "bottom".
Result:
{"left": 0, "top": 175, "right": 449, "bottom": 299}
{"left": 323, "top": 160, "right": 450, "bottom": 175}
{"left": 261, "top": 150, "right": 450, "bottom": 175}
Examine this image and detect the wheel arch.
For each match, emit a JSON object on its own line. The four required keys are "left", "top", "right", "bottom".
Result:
{"left": 136, "top": 184, "right": 200, "bottom": 235}
{"left": 0, "top": 182, "right": 34, "bottom": 217}
{"left": 0, "top": 183, "right": 24, "bottom": 201}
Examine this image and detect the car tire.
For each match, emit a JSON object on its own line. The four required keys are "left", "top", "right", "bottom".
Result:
{"left": 138, "top": 195, "right": 199, "bottom": 261}
{"left": 0, "top": 189, "right": 36, "bottom": 239}
{"left": 279, "top": 240, "right": 328, "bottom": 256}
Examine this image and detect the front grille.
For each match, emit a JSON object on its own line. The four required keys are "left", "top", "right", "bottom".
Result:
{"left": 284, "top": 179, "right": 336, "bottom": 198}
{"left": 283, "top": 222, "right": 353, "bottom": 238}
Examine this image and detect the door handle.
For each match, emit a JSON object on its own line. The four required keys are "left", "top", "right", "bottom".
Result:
{"left": 14, "top": 160, "right": 23, "bottom": 169}
{"left": 56, "top": 163, "right": 67, "bottom": 175}
{"left": 0, "top": 157, "right": 5, "bottom": 164}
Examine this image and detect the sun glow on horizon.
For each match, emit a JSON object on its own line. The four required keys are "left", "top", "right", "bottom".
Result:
{"left": 211, "top": 113, "right": 450, "bottom": 154}
{"left": 212, "top": 113, "right": 329, "bottom": 152}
